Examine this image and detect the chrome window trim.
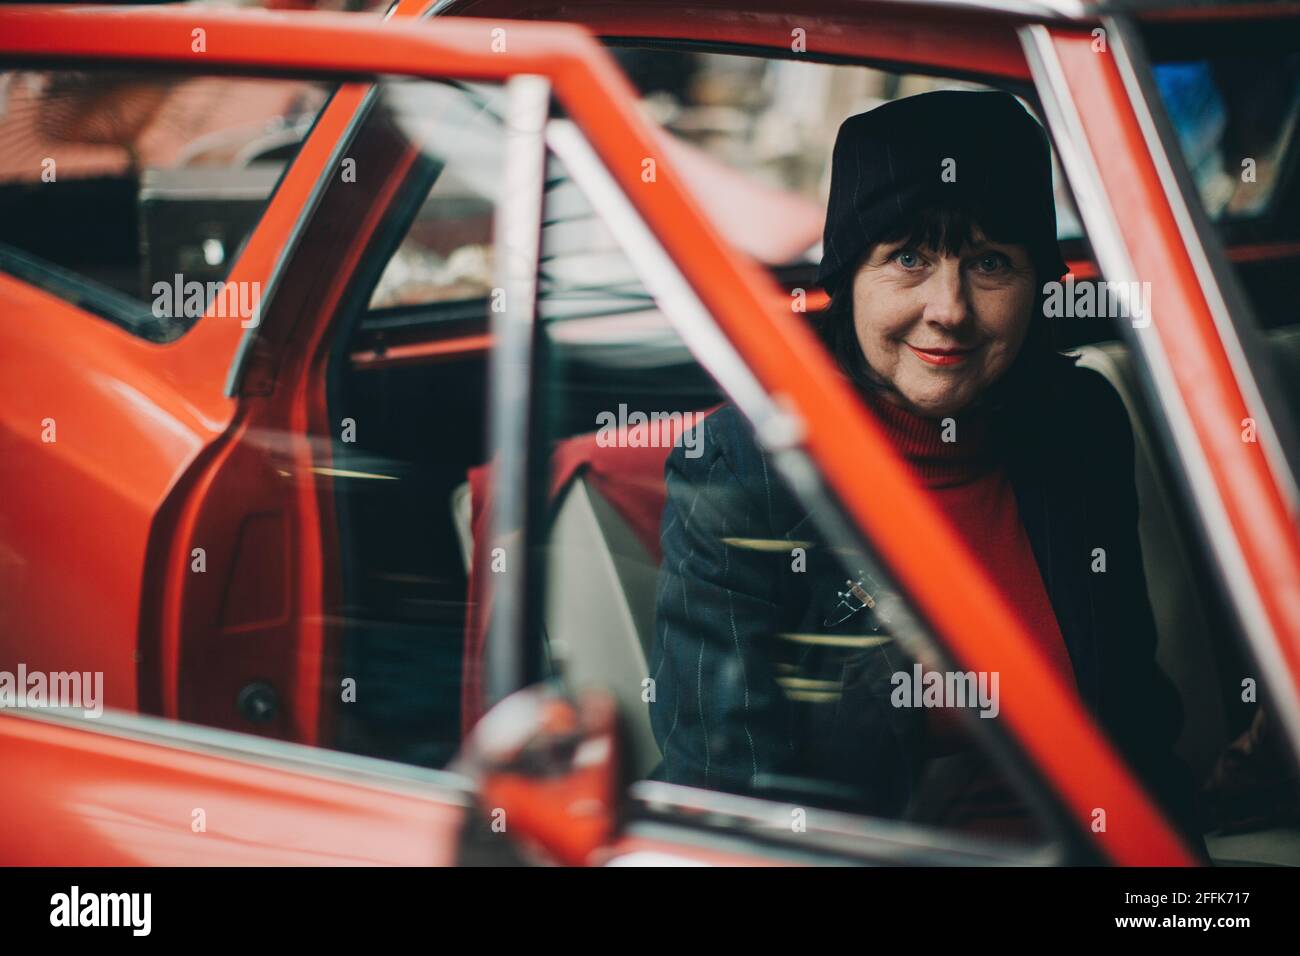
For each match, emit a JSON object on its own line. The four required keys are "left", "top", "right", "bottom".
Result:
{"left": 1, "top": 706, "right": 474, "bottom": 806}
{"left": 225, "top": 85, "right": 380, "bottom": 398}
{"left": 1106, "top": 15, "right": 1300, "bottom": 515}
{"left": 481, "top": 74, "right": 551, "bottom": 706}
{"left": 627, "top": 781, "right": 1059, "bottom": 866}
{"left": 1020, "top": 23, "right": 1300, "bottom": 762}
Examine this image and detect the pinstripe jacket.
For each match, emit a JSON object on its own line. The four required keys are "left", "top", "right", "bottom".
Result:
{"left": 648, "top": 363, "right": 1200, "bottom": 834}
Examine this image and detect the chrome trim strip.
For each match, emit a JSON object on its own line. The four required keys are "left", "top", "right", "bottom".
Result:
{"left": 1, "top": 706, "right": 474, "bottom": 805}
{"left": 224, "top": 85, "right": 380, "bottom": 398}
{"left": 1020, "top": 24, "right": 1300, "bottom": 762}
{"left": 1106, "top": 15, "right": 1300, "bottom": 515}
{"left": 481, "top": 74, "right": 551, "bottom": 706}
{"left": 627, "top": 781, "right": 1059, "bottom": 865}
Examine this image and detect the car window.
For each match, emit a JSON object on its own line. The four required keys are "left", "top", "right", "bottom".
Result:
{"left": 365, "top": 84, "right": 500, "bottom": 312}
{"left": 0, "top": 68, "right": 332, "bottom": 341}
{"left": 284, "top": 60, "right": 1296, "bottom": 862}
{"left": 308, "top": 77, "right": 1069, "bottom": 854}
{"left": 515, "top": 115, "right": 1069, "bottom": 855}
{"left": 518, "top": 88, "right": 1300, "bottom": 863}
{"left": 1052, "top": 24, "right": 1300, "bottom": 863}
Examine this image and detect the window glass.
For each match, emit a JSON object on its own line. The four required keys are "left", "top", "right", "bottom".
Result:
{"left": 0, "top": 68, "right": 331, "bottom": 340}
{"left": 525, "top": 120, "right": 1060, "bottom": 850}
{"left": 327, "top": 67, "right": 1297, "bottom": 864}
{"left": 365, "top": 83, "right": 503, "bottom": 311}
{"left": 524, "top": 85, "right": 1300, "bottom": 862}
{"left": 328, "top": 80, "right": 504, "bottom": 769}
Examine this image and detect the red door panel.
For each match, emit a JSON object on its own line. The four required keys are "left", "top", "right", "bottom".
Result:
{"left": 0, "top": 714, "right": 466, "bottom": 865}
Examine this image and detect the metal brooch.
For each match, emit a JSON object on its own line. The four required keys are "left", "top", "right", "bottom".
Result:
{"left": 823, "top": 569, "right": 890, "bottom": 629}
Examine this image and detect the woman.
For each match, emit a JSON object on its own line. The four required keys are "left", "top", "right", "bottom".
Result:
{"left": 649, "top": 90, "right": 1201, "bottom": 844}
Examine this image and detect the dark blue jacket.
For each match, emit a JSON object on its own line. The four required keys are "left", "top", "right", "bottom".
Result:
{"left": 649, "top": 359, "right": 1201, "bottom": 842}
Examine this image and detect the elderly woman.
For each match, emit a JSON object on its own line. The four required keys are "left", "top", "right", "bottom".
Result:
{"left": 649, "top": 90, "right": 1200, "bottom": 843}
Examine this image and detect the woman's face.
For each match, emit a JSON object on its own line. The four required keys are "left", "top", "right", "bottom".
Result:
{"left": 850, "top": 230, "right": 1037, "bottom": 418}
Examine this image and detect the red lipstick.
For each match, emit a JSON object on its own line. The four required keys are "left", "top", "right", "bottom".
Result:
{"left": 906, "top": 343, "right": 975, "bottom": 366}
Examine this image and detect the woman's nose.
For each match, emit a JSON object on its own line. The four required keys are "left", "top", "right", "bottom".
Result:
{"left": 921, "top": 262, "right": 970, "bottom": 329}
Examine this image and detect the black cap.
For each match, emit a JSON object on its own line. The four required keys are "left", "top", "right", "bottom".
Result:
{"left": 817, "top": 90, "right": 1068, "bottom": 296}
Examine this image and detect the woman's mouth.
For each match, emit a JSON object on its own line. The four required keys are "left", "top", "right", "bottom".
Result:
{"left": 906, "top": 343, "right": 976, "bottom": 366}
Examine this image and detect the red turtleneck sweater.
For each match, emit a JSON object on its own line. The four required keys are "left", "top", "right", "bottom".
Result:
{"left": 865, "top": 390, "right": 1075, "bottom": 837}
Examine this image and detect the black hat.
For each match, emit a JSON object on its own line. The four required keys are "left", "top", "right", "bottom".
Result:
{"left": 816, "top": 90, "right": 1068, "bottom": 296}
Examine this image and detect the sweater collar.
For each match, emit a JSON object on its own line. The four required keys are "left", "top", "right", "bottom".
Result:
{"left": 861, "top": 388, "right": 995, "bottom": 487}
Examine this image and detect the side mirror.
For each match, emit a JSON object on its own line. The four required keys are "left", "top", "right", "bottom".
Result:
{"left": 454, "top": 684, "right": 622, "bottom": 866}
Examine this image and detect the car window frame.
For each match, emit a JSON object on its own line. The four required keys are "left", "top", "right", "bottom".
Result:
{"left": 482, "top": 104, "right": 1198, "bottom": 864}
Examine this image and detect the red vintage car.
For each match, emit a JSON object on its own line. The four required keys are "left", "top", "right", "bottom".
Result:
{"left": 0, "top": 0, "right": 1298, "bottom": 867}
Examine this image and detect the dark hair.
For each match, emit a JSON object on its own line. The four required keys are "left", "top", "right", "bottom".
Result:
{"left": 811, "top": 203, "right": 1064, "bottom": 419}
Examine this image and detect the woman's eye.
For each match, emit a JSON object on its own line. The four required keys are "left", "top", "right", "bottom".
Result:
{"left": 894, "top": 250, "right": 921, "bottom": 269}
{"left": 974, "top": 253, "right": 1010, "bottom": 273}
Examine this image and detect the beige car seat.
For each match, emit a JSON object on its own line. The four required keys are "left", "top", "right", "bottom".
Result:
{"left": 452, "top": 475, "right": 663, "bottom": 777}
{"left": 1075, "top": 342, "right": 1230, "bottom": 777}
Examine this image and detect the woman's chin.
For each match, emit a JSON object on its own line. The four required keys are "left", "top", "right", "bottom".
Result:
{"left": 892, "top": 384, "right": 975, "bottom": 419}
